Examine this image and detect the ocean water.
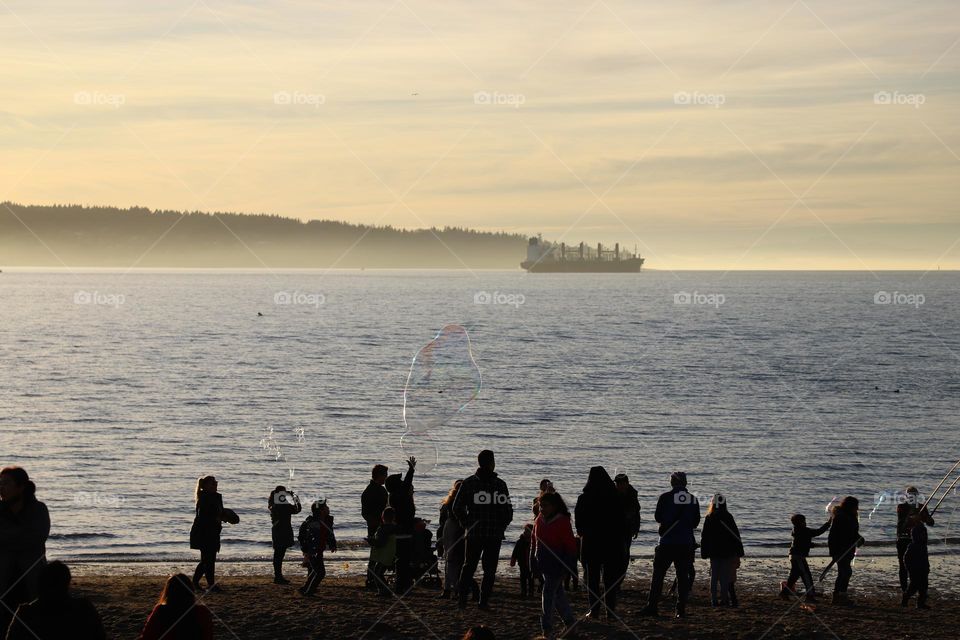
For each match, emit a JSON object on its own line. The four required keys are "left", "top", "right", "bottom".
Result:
{"left": 1, "top": 268, "right": 958, "bottom": 565}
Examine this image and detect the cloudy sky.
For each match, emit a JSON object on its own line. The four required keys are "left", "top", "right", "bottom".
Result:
{"left": 1, "top": 0, "right": 958, "bottom": 268}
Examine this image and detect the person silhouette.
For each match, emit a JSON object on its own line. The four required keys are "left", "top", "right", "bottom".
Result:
{"left": 138, "top": 573, "right": 213, "bottom": 640}
{"left": 6, "top": 561, "right": 106, "bottom": 640}
{"left": 0, "top": 466, "right": 50, "bottom": 630}
{"left": 639, "top": 472, "right": 701, "bottom": 618}
{"left": 190, "top": 475, "right": 224, "bottom": 592}
{"left": 268, "top": 486, "right": 302, "bottom": 584}
{"left": 454, "top": 450, "right": 513, "bottom": 610}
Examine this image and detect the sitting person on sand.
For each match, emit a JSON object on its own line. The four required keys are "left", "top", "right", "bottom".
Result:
{"left": 7, "top": 561, "right": 106, "bottom": 640}
{"left": 780, "top": 512, "right": 831, "bottom": 601}
{"left": 462, "top": 625, "right": 495, "bottom": 640}
{"left": 298, "top": 498, "right": 337, "bottom": 597}
{"left": 901, "top": 523, "right": 930, "bottom": 609}
{"left": 139, "top": 573, "right": 213, "bottom": 640}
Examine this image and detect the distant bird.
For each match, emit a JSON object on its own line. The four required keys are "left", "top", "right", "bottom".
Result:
{"left": 257, "top": 312, "right": 263, "bottom": 317}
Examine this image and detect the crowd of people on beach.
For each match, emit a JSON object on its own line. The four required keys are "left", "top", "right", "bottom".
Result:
{"left": 0, "top": 457, "right": 939, "bottom": 639}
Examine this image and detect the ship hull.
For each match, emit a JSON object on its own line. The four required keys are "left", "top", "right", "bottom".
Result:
{"left": 521, "top": 258, "right": 644, "bottom": 273}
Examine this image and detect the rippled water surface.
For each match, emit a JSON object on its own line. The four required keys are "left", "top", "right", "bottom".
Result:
{"left": 1, "top": 269, "right": 958, "bottom": 563}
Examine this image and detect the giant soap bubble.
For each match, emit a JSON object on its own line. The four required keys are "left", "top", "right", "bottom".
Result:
{"left": 401, "top": 324, "right": 482, "bottom": 472}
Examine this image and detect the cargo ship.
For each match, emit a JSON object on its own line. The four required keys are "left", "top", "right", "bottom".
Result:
{"left": 520, "top": 236, "right": 644, "bottom": 273}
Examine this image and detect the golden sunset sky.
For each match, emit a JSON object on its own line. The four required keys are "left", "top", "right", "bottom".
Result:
{"left": 2, "top": 1, "right": 958, "bottom": 268}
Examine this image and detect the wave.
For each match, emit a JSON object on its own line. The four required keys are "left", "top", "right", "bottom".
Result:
{"left": 49, "top": 532, "right": 119, "bottom": 540}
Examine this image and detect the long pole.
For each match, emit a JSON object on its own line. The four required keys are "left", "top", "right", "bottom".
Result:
{"left": 922, "top": 458, "right": 960, "bottom": 511}
{"left": 930, "top": 472, "right": 960, "bottom": 516}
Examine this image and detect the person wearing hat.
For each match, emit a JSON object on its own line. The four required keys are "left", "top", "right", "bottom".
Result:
{"left": 896, "top": 486, "right": 934, "bottom": 592}
{"left": 639, "top": 472, "right": 700, "bottom": 618}
{"left": 297, "top": 498, "right": 337, "bottom": 597}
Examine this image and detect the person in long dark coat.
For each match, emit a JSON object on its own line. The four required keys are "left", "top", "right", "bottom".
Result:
{"left": 574, "top": 466, "right": 629, "bottom": 618}
{"left": 190, "top": 476, "right": 224, "bottom": 592}
{"left": 827, "top": 496, "right": 864, "bottom": 606}
{"left": 268, "top": 485, "right": 302, "bottom": 584}
{"left": 385, "top": 457, "right": 417, "bottom": 592}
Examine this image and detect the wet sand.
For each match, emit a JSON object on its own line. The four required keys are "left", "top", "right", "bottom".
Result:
{"left": 72, "top": 556, "right": 957, "bottom": 639}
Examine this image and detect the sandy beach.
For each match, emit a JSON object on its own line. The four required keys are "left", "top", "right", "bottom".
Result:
{"left": 69, "top": 556, "right": 957, "bottom": 639}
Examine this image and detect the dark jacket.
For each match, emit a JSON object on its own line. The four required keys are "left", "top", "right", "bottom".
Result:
{"left": 385, "top": 466, "right": 416, "bottom": 532}
{"left": 897, "top": 503, "right": 934, "bottom": 542}
{"left": 575, "top": 467, "right": 628, "bottom": 560}
{"left": 299, "top": 514, "right": 336, "bottom": 556}
{"left": 904, "top": 523, "right": 929, "bottom": 573}
{"left": 190, "top": 492, "right": 223, "bottom": 552}
{"left": 620, "top": 484, "right": 642, "bottom": 539}
{"left": 789, "top": 521, "right": 830, "bottom": 557}
{"left": 511, "top": 533, "right": 531, "bottom": 570}
{"left": 827, "top": 509, "right": 863, "bottom": 560}
{"left": 361, "top": 481, "right": 389, "bottom": 535}
{"left": 8, "top": 597, "right": 106, "bottom": 640}
{"left": 700, "top": 510, "right": 744, "bottom": 559}
{"left": 0, "top": 496, "right": 50, "bottom": 558}
{"left": 269, "top": 496, "right": 302, "bottom": 549}
{"left": 452, "top": 468, "right": 513, "bottom": 538}
{"left": 654, "top": 486, "right": 700, "bottom": 546}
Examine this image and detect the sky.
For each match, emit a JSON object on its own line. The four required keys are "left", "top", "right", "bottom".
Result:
{"left": 1, "top": 0, "right": 958, "bottom": 269}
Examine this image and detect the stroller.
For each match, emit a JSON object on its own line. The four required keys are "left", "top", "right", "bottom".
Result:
{"left": 411, "top": 519, "right": 442, "bottom": 588}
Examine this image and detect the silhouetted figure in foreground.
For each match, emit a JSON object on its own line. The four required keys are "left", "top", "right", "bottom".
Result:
{"left": 533, "top": 492, "right": 577, "bottom": 636}
{"left": 6, "top": 561, "right": 105, "bottom": 640}
{"left": 454, "top": 450, "right": 513, "bottom": 610}
{"left": 461, "top": 625, "right": 495, "bottom": 640}
{"left": 901, "top": 523, "right": 930, "bottom": 609}
{"left": 138, "top": 573, "right": 213, "bottom": 640}
{"left": 437, "top": 479, "right": 465, "bottom": 599}
{"left": 190, "top": 475, "right": 224, "bottom": 592}
{"left": 0, "top": 466, "right": 50, "bottom": 631}
{"left": 575, "top": 466, "right": 628, "bottom": 618}
{"left": 700, "top": 493, "right": 744, "bottom": 607}
{"left": 386, "top": 457, "right": 416, "bottom": 593}
{"left": 827, "top": 496, "right": 864, "bottom": 606}
{"left": 298, "top": 499, "right": 336, "bottom": 597}
{"left": 897, "top": 486, "right": 934, "bottom": 592}
{"left": 780, "top": 512, "right": 830, "bottom": 601}
{"left": 639, "top": 472, "right": 701, "bottom": 619}
{"left": 268, "top": 485, "right": 302, "bottom": 584}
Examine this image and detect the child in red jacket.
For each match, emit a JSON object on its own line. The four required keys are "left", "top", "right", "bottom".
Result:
{"left": 533, "top": 492, "right": 577, "bottom": 636}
